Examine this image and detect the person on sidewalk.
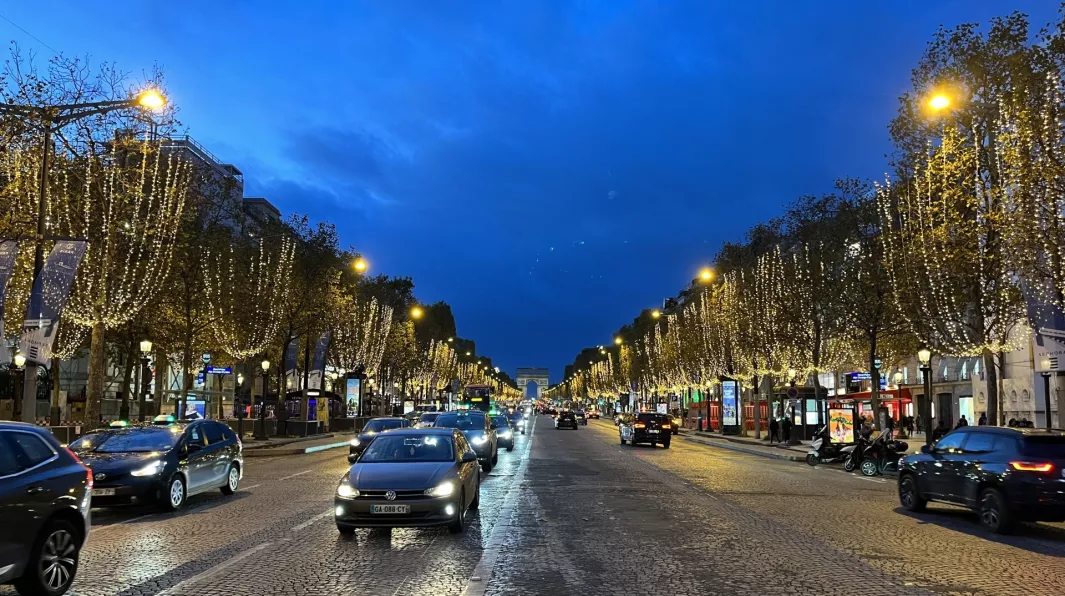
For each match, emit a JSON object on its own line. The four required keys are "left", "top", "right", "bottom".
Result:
{"left": 955, "top": 415, "right": 968, "bottom": 429}
{"left": 931, "top": 418, "right": 949, "bottom": 442}
{"left": 769, "top": 417, "right": 780, "bottom": 443}
{"left": 978, "top": 412, "right": 987, "bottom": 426}
{"left": 781, "top": 416, "right": 792, "bottom": 443}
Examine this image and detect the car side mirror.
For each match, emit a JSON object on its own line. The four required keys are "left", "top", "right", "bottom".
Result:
{"left": 462, "top": 451, "right": 478, "bottom": 463}
{"left": 920, "top": 445, "right": 931, "bottom": 454}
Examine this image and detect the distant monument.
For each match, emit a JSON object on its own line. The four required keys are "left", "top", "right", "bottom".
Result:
{"left": 516, "top": 368, "right": 549, "bottom": 399}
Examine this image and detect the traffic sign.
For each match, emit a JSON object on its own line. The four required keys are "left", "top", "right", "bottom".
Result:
{"left": 786, "top": 387, "right": 798, "bottom": 399}
{"left": 206, "top": 366, "right": 232, "bottom": 375}
{"left": 201, "top": 352, "right": 212, "bottom": 364}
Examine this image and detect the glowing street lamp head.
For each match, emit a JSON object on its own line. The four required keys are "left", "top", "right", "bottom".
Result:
{"left": 917, "top": 347, "right": 931, "bottom": 366}
{"left": 261, "top": 359, "right": 271, "bottom": 372}
{"left": 928, "top": 93, "right": 950, "bottom": 112}
{"left": 353, "top": 258, "right": 368, "bottom": 272}
{"left": 140, "top": 339, "right": 153, "bottom": 354}
{"left": 410, "top": 306, "right": 424, "bottom": 319}
{"left": 136, "top": 88, "right": 167, "bottom": 110}
{"left": 699, "top": 267, "right": 714, "bottom": 283}
{"left": 614, "top": 337, "right": 623, "bottom": 345}
{"left": 651, "top": 309, "right": 661, "bottom": 319}
{"left": 13, "top": 353, "right": 26, "bottom": 368}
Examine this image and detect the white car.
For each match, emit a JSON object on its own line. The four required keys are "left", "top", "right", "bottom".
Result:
{"left": 417, "top": 412, "right": 441, "bottom": 428}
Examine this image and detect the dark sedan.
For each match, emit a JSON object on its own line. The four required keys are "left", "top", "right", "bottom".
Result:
{"left": 555, "top": 410, "right": 579, "bottom": 429}
{"left": 619, "top": 413, "right": 672, "bottom": 447}
{"left": 334, "top": 428, "right": 480, "bottom": 534}
{"left": 1, "top": 422, "right": 92, "bottom": 596}
{"left": 348, "top": 417, "right": 411, "bottom": 462}
{"left": 434, "top": 411, "right": 498, "bottom": 471}
{"left": 898, "top": 427, "right": 1065, "bottom": 533}
{"left": 69, "top": 419, "right": 243, "bottom": 510}
{"left": 491, "top": 415, "right": 516, "bottom": 451}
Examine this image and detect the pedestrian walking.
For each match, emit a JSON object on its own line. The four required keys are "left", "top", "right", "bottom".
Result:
{"left": 977, "top": 412, "right": 987, "bottom": 426}
{"left": 781, "top": 416, "right": 792, "bottom": 443}
{"left": 955, "top": 414, "right": 968, "bottom": 429}
{"left": 886, "top": 416, "right": 895, "bottom": 433}
{"left": 769, "top": 417, "right": 780, "bottom": 443}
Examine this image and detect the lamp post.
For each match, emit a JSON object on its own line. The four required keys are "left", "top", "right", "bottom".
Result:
{"left": 135, "top": 340, "right": 152, "bottom": 422}
{"left": 11, "top": 353, "right": 26, "bottom": 421}
{"left": 918, "top": 346, "right": 933, "bottom": 446}
{"left": 1040, "top": 356, "right": 1053, "bottom": 430}
{"left": 1, "top": 89, "right": 168, "bottom": 425}
{"left": 256, "top": 360, "right": 271, "bottom": 440}
{"left": 236, "top": 372, "right": 246, "bottom": 439}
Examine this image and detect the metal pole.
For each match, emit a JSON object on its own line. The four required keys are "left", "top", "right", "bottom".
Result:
{"left": 922, "top": 366, "right": 933, "bottom": 447}
{"left": 21, "top": 125, "right": 52, "bottom": 424}
{"left": 237, "top": 376, "right": 244, "bottom": 439}
{"left": 138, "top": 356, "right": 148, "bottom": 422}
{"left": 255, "top": 370, "right": 269, "bottom": 440}
{"left": 1043, "top": 372, "right": 1053, "bottom": 430}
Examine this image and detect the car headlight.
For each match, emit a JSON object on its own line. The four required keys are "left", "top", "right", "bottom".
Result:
{"left": 131, "top": 460, "right": 163, "bottom": 477}
{"left": 471, "top": 435, "right": 488, "bottom": 445}
{"left": 424, "top": 480, "right": 455, "bottom": 498}
{"left": 337, "top": 479, "right": 360, "bottom": 498}
{"left": 349, "top": 438, "right": 361, "bottom": 447}
{"left": 500, "top": 430, "right": 512, "bottom": 439}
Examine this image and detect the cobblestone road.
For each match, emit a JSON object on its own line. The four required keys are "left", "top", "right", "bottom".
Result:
{"left": 7, "top": 415, "right": 1064, "bottom": 595}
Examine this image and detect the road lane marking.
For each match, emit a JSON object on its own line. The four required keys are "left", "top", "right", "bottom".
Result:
{"left": 279, "top": 470, "right": 311, "bottom": 481}
{"left": 243, "top": 484, "right": 261, "bottom": 490}
{"left": 290, "top": 510, "right": 332, "bottom": 532}
{"left": 463, "top": 413, "right": 536, "bottom": 596}
{"left": 157, "top": 541, "right": 276, "bottom": 595}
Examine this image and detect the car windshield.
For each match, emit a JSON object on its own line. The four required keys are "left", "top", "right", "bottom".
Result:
{"left": 419, "top": 413, "right": 440, "bottom": 422}
{"left": 435, "top": 413, "right": 485, "bottom": 430}
{"left": 76, "top": 427, "right": 183, "bottom": 453}
{"left": 1022, "top": 435, "right": 1065, "bottom": 458}
{"left": 491, "top": 416, "right": 509, "bottom": 427}
{"left": 363, "top": 419, "right": 404, "bottom": 433}
{"left": 359, "top": 435, "right": 455, "bottom": 462}
{"left": 68, "top": 432, "right": 110, "bottom": 452}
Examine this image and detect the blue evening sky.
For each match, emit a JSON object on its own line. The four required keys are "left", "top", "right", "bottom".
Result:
{"left": 2, "top": 1, "right": 1056, "bottom": 381}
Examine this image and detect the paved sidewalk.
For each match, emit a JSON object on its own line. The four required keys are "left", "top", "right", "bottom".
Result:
{"left": 680, "top": 431, "right": 808, "bottom": 462}
{"left": 242, "top": 432, "right": 354, "bottom": 457}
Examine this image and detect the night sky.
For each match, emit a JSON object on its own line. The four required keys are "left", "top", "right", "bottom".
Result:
{"left": 2, "top": 1, "right": 1057, "bottom": 382}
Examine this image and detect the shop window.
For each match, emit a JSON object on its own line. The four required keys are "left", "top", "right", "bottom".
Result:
{"left": 974, "top": 359, "right": 982, "bottom": 379}
{"left": 960, "top": 361, "right": 968, "bottom": 380}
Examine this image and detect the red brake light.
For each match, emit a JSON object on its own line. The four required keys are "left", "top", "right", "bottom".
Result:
{"left": 1010, "top": 461, "right": 1054, "bottom": 473}
{"left": 67, "top": 447, "right": 93, "bottom": 489}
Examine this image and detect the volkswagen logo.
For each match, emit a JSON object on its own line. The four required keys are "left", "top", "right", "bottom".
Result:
{"left": 385, "top": 490, "right": 397, "bottom": 501}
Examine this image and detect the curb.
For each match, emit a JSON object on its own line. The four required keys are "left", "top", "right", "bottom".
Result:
{"left": 243, "top": 440, "right": 351, "bottom": 457}
{"left": 681, "top": 435, "right": 806, "bottom": 462}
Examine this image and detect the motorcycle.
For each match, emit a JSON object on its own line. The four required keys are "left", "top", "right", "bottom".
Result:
{"left": 859, "top": 430, "right": 909, "bottom": 476}
{"left": 842, "top": 434, "right": 871, "bottom": 472}
{"left": 805, "top": 425, "right": 853, "bottom": 466}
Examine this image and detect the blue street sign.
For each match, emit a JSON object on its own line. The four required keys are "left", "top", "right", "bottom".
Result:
{"left": 206, "top": 366, "right": 232, "bottom": 375}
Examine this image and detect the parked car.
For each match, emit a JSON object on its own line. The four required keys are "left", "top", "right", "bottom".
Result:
{"left": 897, "top": 427, "right": 1065, "bottom": 533}
{"left": 69, "top": 418, "right": 243, "bottom": 511}
{"left": 1, "top": 421, "right": 92, "bottom": 596}
{"left": 491, "top": 415, "right": 516, "bottom": 451}
{"left": 334, "top": 428, "right": 480, "bottom": 534}
{"left": 349, "top": 417, "right": 411, "bottom": 462}
{"left": 619, "top": 413, "right": 673, "bottom": 448}
{"left": 434, "top": 411, "right": 498, "bottom": 472}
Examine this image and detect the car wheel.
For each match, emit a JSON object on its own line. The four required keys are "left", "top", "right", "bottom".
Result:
{"left": 619, "top": 437, "right": 626, "bottom": 445}
{"left": 336, "top": 524, "right": 355, "bottom": 536}
{"left": 506, "top": 444, "right": 514, "bottom": 452}
{"left": 221, "top": 464, "right": 240, "bottom": 495}
{"left": 163, "top": 474, "right": 186, "bottom": 511}
{"left": 898, "top": 474, "right": 927, "bottom": 512}
{"left": 491, "top": 450, "right": 498, "bottom": 465}
{"left": 979, "top": 487, "right": 1014, "bottom": 534}
{"left": 448, "top": 490, "right": 466, "bottom": 534}
{"left": 13, "top": 518, "right": 80, "bottom": 596}
{"left": 481, "top": 459, "right": 492, "bottom": 473}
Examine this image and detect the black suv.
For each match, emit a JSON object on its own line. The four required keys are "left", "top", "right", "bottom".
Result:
{"left": 898, "top": 427, "right": 1065, "bottom": 533}
{"left": 620, "top": 413, "right": 673, "bottom": 448}
{"left": 555, "top": 410, "right": 579, "bottom": 430}
{"left": 1, "top": 421, "right": 92, "bottom": 596}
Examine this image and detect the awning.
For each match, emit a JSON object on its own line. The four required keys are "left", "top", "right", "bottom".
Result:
{"left": 833, "top": 388, "right": 913, "bottom": 402}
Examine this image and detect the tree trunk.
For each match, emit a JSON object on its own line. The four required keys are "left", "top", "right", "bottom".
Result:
{"left": 50, "top": 356, "right": 61, "bottom": 425}
{"left": 869, "top": 333, "right": 881, "bottom": 430}
{"left": 752, "top": 372, "right": 761, "bottom": 439}
{"left": 154, "top": 345, "right": 168, "bottom": 418}
{"left": 983, "top": 347, "right": 998, "bottom": 426}
{"left": 120, "top": 341, "right": 135, "bottom": 419}
{"left": 181, "top": 341, "right": 193, "bottom": 417}
{"left": 84, "top": 321, "right": 107, "bottom": 426}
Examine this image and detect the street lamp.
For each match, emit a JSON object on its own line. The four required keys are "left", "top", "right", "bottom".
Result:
{"left": 614, "top": 337, "right": 623, "bottom": 346}
{"left": 353, "top": 257, "right": 368, "bottom": 273}
{"left": 917, "top": 346, "right": 933, "bottom": 446}
{"left": 651, "top": 309, "right": 661, "bottom": 319}
{"left": 256, "top": 359, "right": 271, "bottom": 440}
{"left": 11, "top": 353, "right": 26, "bottom": 421}
{"left": 2, "top": 87, "right": 169, "bottom": 423}
{"left": 1040, "top": 356, "right": 1053, "bottom": 430}
{"left": 699, "top": 267, "right": 714, "bottom": 283}
{"left": 134, "top": 340, "right": 152, "bottom": 422}
{"left": 410, "top": 306, "right": 424, "bottom": 319}
{"left": 928, "top": 93, "right": 951, "bottom": 111}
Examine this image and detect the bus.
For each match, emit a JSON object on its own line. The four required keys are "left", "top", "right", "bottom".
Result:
{"left": 462, "top": 384, "right": 493, "bottom": 412}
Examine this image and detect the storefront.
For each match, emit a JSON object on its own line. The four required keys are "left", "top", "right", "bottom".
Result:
{"left": 831, "top": 388, "right": 914, "bottom": 428}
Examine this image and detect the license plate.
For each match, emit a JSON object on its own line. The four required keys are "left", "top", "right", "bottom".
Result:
{"left": 92, "top": 488, "right": 116, "bottom": 497}
{"left": 371, "top": 504, "right": 410, "bottom": 514}
{"left": 649, "top": 430, "right": 659, "bottom": 434}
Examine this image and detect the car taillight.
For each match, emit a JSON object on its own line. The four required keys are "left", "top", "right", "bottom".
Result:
{"left": 67, "top": 447, "right": 93, "bottom": 489}
{"left": 1010, "top": 461, "right": 1054, "bottom": 473}
{"left": 634, "top": 423, "right": 646, "bottom": 429}
{"left": 661, "top": 424, "right": 671, "bottom": 429}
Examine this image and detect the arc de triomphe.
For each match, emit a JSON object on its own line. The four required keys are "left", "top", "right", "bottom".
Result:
{"left": 516, "top": 368, "right": 549, "bottom": 400}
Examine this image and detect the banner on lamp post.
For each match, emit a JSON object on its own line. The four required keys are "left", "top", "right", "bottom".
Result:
{"left": 283, "top": 336, "right": 300, "bottom": 390}
{"left": 20, "top": 240, "right": 88, "bottom": 365}
{"left": 307, "top": 330, "right": 331, "bottom": 391}
{"left": 0, "top": 240, "right": 18, "bottom": 340}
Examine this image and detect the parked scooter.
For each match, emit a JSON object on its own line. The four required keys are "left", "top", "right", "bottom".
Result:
{"left": 805, "top": 425, "right": 853, "bottom": 466}
{"left": 859, "top": 430, "right": 909, "bottom": 476}
{"left": 842, "top": 434, "right": 870, "bottom": 472}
